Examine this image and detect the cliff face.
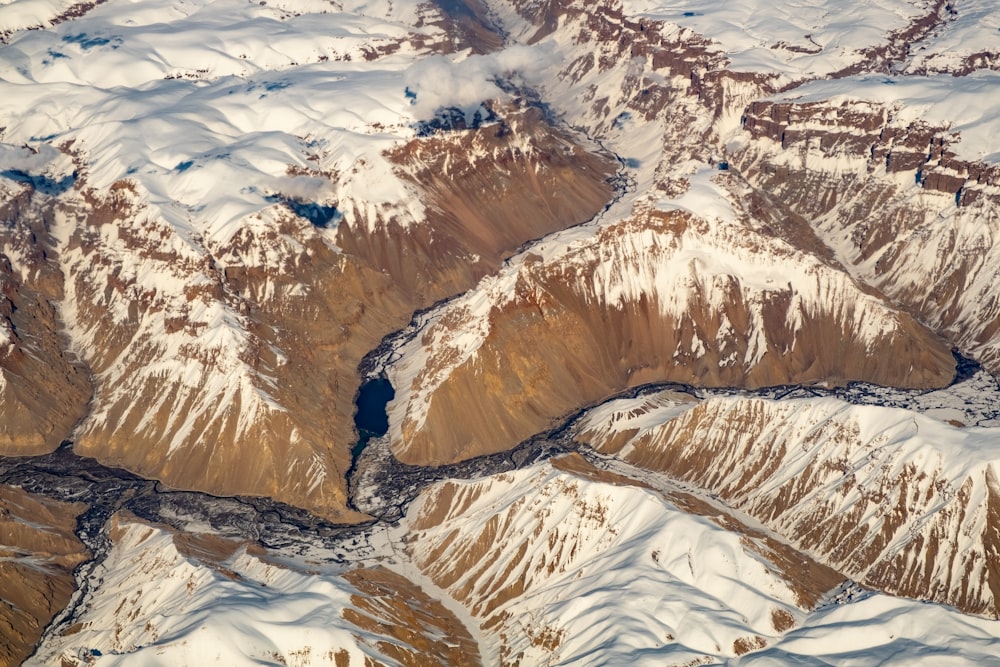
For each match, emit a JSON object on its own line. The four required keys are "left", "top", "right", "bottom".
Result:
{"left": 737, "top": 90, "right": 1000, "bottom": 373}
{"left": 0, "top": 486, "right": 88, "bottom": 667}
{"left": 580, "top": 395, "right": 1000, "bottom": 617}
{"left": 4, "top": 1, "right": 1000, "bottom": 648}
{"left": 387, "top": 188, "right": 953, "bottom": 466}
{"left": 372, "top": 0, "right": 1000, "bottom": 469}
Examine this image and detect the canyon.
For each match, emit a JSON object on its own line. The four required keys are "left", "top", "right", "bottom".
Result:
{"left": 1, "top": 0, "right": 1000, "bottom": 664}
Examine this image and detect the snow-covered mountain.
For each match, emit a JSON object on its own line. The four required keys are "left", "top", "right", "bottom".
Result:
{"left": 578, "top": 392, "right": 1000, "bottom": 616}
{"left": 3, "top": 0, "right": 1000, "bottom": 663}
{"left": 385, "top": 175, "right": 954, "bottom": 466}
{"left": 29, "top": 513, "right": 481, "bottom": 666}
{"left": 28, "top": 459, "right": 1000, "bottom": 666}
{"left": 0, "top": 0, "right": 613, "bottom": 519}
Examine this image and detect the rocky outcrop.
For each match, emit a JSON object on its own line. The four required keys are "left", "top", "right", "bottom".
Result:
{"left": 345, "top": 106, "right": 616, "bottom": 303}
{"left": 0, "top": 182, "right": 90, "bottom": 456}
{"left": 0, "top": 485, "right": 88, "bottom": 667}
{"left": 387, "top": 194, "right": 954, "bottom": 467}
{"left": 737, "top": 94, "right": 1000, "bottom": 372}
{"left": 590, "top": 396, "right": 1000, "bottom": 617}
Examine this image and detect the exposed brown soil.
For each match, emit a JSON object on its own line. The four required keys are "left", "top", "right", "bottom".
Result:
{"left": 0, "top": 485, "right": 89, "bottom": 667}
{"left": 393, "top": 208, "right": 954, "bottom": 467}
{"left": 427, "top": 0, "right": 504, "bottom": 54}
{"left": 341, "top": 567, "right": 481, "bottom": 666}
{"left": 63, "top": 109, "right": 614, "bottom": 521}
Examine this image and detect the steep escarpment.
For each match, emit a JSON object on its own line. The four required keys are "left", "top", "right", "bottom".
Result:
{"left": 55, "top": 110, "right": 611, "bottom": 520}
{"left": 59, "top": 180, "right": 371, "bottom": 520}
{"left": 589, "top": 395, "right": 1000, "bottom": 616}
{"left": 736, "top": 79, "right": 1000, "bottom": 373}
{"left": 4, "top": 0, "right": 1000, "bottom": 662}
{"left": 387, "top": 179, "right": 953, "bottom": 466}
{"left": 0, "top": 180, "right": 90, "bottom": 455}
{"left": 0, "top": 486, "right": 88, "bottom": 667}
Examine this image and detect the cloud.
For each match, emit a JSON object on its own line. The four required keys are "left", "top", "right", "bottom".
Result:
{"left": 261, "top": 175, "right": 335, "bottom": 202}
{"left": 403, "top": 45, "right": 556, "bottom": 119}
{"left": 0, "top": 142, "right": 70, "bottom": 175}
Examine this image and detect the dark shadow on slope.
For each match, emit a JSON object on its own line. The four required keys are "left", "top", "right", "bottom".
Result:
{"left": 1, "top": 170, "right": 76, "bottom": 196}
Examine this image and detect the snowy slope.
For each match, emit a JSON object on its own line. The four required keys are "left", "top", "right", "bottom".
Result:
{"left": 735, "top": 86, "right": 1000, "bottom": 373}
{"left": 740, "top": 589, "right": 1000, "bottom": 666}
{"left": 763, "top": 72, "right": 1000, "bottom": 164}
{"left": 0, "top": 0, "right": 456, "bottom": 517}
{"left": 404, "top": 458, "right": 816, "bottom": 665}
{"left": 381, "top": 0, "right": 1000, "bottom": 469}
{"left": 588, "top": 394, "right": 1000, "bottom": 616}
{"left": 404, "top": 457, "right": 1000, "bottom": 665}
{"left": 622, "top": 0, "right": 924, "bottom": 78}
{"left": 5, "top": 0, "right": 1000, "bottom": 662}
{"left": 386, "top": 166, "right": 953, "bottom": 465}
{"left": 31, "top": 514, "right": 479, "bottom": 666}
{"left": 26, "top": 466, "right": 1000, "bottom": 666}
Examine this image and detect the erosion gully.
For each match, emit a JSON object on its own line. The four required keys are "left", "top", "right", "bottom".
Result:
{"left": 4, "top": 92, "right": 998, "bottom": 657}
{"left": 0, "top": 329, "right": 992, "bottom": 654}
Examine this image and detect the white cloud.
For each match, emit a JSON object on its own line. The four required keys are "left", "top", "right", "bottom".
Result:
{"left": 261, "top": 175, "right": 335, "bottom": 202}
{"left": 0, "top": 142, "right": 70, "bottom": 175}
{"left": 403, "top": 45, "right": 556, "bottom": 118}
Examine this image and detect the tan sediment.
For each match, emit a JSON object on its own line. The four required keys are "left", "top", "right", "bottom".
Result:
{"left": 64, "top": 109, "right": 614, "bottom": 521}
{"left": 0, "top": 486, "right": 89, "bottom": 667}
{"left": 341, "top": 566, "right": 481, "bottom": 667}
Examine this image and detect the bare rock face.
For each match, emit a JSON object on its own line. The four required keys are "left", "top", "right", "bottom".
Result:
{"left": 0, "top": 485, "right": 88, "bottom": 667}
{"left": 44, "top": 109, "right": 613, "bottom": 521}
{"left": 737, "top": 96, "right": 1000, "bottom": 373}
{"left": 0, "top": 182, "right": 90, "bottom": 456}
{"left": 387, "top": 195, "right": 954, "bottom": 467}
{"left": 594, "top": 396, "right": 1000, "bottom": 617}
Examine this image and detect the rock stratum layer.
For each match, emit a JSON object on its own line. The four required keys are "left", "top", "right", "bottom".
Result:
{"left": 579, "top": 394, "right": 1000, "bottom": 616}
